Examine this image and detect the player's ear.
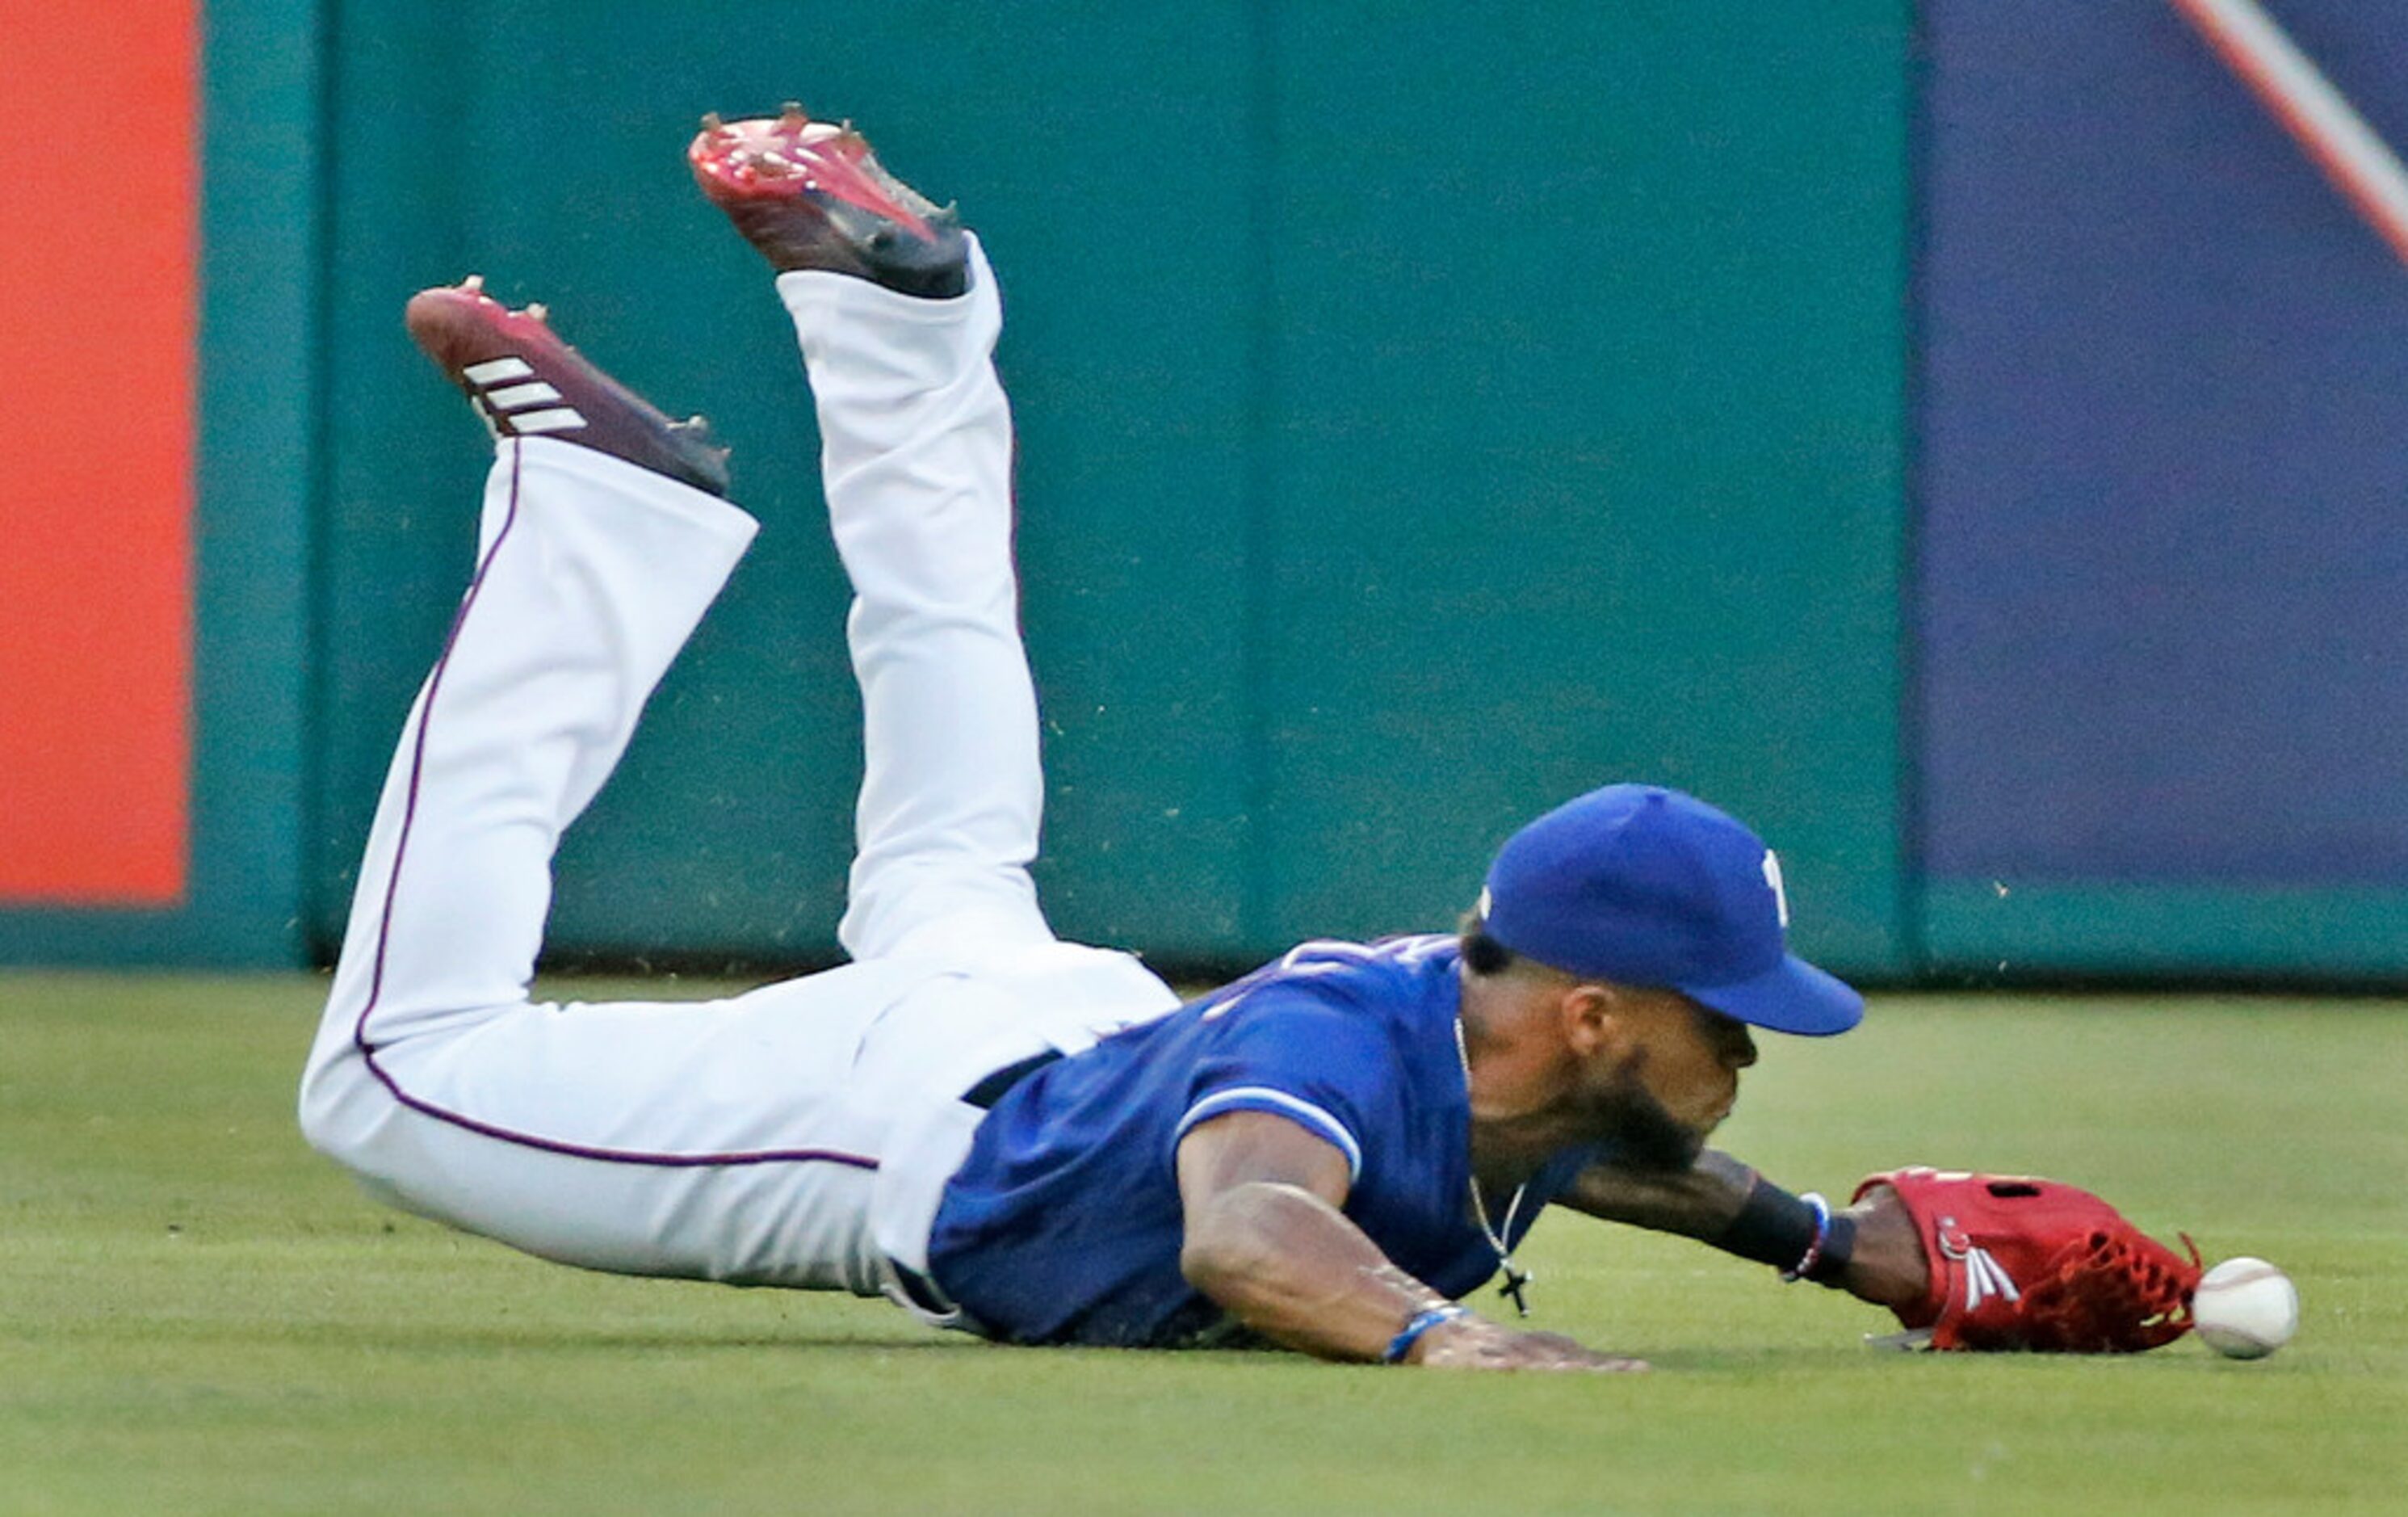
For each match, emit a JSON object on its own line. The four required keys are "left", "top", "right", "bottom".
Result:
{"left": 1558, "top": 981, "right": 1619, "bottom": 1057}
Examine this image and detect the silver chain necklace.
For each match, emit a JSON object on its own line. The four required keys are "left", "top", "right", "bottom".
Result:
{"left": 1454, "top": 1018, "right": 1535, "bottom": 1316}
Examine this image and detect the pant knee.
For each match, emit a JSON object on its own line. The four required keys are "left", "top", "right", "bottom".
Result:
{"left": 840, "top": 868, "right": 1051, "bottom": 964}
{"left": 295, "top": 1053, "right": 364, "bottom": 1166}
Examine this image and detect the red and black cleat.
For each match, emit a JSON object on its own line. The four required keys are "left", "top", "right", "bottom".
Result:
{"left": 688, "top": 103, "right": 968, "bottom": 298}
{"left": 403, "top": 278, "right": 731, "bottom": 498}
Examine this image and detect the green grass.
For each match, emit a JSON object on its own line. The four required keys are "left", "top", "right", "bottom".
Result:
{"left": 2, "top": 973, "right": 2404, "bottom": 1515}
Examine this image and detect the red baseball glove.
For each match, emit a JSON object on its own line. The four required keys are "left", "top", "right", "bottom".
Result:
{"left": 1856, "top": 1167, "right": 2202, "bottom": 1352}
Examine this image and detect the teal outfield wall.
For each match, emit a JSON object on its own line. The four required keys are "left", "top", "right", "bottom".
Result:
{"left": 11, "top": 3, "right": 2393, "bottom": 982}
{"left": 300, "top": 1, "right": 1913, "bottom": 976}
{"left": 6, "top": 2, "right": 1925, "bottom": 977}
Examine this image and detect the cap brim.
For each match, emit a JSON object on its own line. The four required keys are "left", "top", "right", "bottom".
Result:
{"left": 1680, "top": 952, "right": 1864, "bottom": 1036}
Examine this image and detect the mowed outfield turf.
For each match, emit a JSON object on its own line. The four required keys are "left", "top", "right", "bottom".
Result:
{"left": 2, "top": 973, "right": 2402, "bottom": 1515}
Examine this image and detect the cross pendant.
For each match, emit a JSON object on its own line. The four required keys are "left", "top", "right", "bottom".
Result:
{"left": 1500, "top": 1264, "right": 1534, "bottom": 1317}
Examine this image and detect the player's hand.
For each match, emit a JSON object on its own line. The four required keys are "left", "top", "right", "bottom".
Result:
{"left": 1411, "top": 1313, "right": 1648, "bottom": 1372}
{"left": 1836, "top": 1183, "right": 1931, "bottom": 1313}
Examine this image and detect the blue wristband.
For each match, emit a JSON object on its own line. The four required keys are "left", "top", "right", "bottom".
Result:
{"left": 1385, "top": 1303, "right": 1469, "bottom": 1364}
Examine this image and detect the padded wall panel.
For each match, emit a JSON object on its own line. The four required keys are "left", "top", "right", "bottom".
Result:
{"left": 1254, "top": 3, "right": 1911, "bottom": 970}
{"left": 312, "top": 2, "right": 1256, "bottom": 965}
{"left": 0, "top": 0, "right": 315, "bottom": 965}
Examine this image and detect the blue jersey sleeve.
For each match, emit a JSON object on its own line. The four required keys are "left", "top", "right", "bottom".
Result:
{"left": 1168, "top": 980, "right": 1403, "bottom": 1183}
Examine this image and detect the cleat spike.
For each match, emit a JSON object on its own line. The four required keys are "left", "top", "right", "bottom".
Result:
{"left": 526, "top": 301, "right": 549, "bottom": 322}
{"left": 462, "top": 273, "right": 485, "bottom": 292}
{"left": 700, "top": 111, "right": 724, "bottom": 132}
{"left": 686, "top": 107, "right": 967, "bottom": 296}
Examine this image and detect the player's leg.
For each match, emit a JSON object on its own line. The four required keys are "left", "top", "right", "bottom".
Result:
{"left": 683, "top": 112, "right": 1181, "bottom": 1304}
{"left": 299, "top": 287, "right": 919, "bottom": 1292}
{"left": 310, "top": 284, "right": 745, "bottom": 1054}
{"left": 691, "top": 110, "right": 1055, "bottom": 968}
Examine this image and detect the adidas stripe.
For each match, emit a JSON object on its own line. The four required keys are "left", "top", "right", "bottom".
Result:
{"left": 462, "top": 356, "right": 586, "bottom": 436}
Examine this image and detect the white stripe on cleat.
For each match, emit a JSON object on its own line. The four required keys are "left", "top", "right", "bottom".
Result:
{"left": 463, "top": 356, "right": 535, "bottom": 386}
{"left": 485, "top": 380, "right": 564, "bottom": 410}
{"left": 510, "top": 407, "right": 588, "bottom": 434}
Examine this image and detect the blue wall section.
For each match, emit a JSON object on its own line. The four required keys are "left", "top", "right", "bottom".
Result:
{"left": 1918, "top": 0, "right": 2408, "bottom": 974}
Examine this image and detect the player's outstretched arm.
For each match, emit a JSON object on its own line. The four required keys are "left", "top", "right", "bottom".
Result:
{"left": 1559, "top": 1148, "right": 1761, "bottom": 1238}
{"left": 1562, "top": 1150, "right": 1928, "bottom": 1310}
{"left": 1174, "top": 1111, "right": 1645, "bottom": 1370}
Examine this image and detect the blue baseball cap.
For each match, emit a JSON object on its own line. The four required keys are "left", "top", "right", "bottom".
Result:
{"left": 1477, "top": 784, "right": 1863, "bottom": 1036}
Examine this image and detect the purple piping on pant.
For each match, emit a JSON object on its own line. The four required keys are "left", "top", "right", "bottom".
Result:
{"left": 350, "top": 443, "right": 879, "bottom": 1175}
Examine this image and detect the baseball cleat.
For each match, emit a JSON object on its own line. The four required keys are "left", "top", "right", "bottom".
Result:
{"left": 688, "top": 103, "right": 968, "bottom": 298}
{"left": 404, "top": 279, "right": 731, "bottom": 498}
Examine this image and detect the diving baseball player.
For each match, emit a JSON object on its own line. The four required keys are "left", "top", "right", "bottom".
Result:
{"left": 299, "top": 107, "right": 2207, "bottom": 1368}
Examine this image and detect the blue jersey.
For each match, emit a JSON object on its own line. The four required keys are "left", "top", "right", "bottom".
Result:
{"left": 924, "top": 935, "right": 1596, "bottom": 1347}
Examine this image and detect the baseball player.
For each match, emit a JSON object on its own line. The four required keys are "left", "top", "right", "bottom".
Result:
{"left": 302, "top": 107, "right": 2203, "bottom": 1369}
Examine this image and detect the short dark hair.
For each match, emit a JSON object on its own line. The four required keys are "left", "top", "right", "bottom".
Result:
{"left": 1457, "top": 911, "right": 1517, "bottom": 977}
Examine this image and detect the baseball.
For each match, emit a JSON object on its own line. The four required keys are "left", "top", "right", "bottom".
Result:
{"left": 2192, "top": 1257, "right": 2298, "bottom": 1359}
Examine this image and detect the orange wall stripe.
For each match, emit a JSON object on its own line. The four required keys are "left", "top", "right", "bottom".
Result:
{"left": 0, "top": 0, "right": 197, "bottom": 906}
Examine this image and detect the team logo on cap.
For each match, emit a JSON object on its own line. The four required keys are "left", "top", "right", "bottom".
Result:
{"left": 1760, "top": 850, "right": 1790, "bottom": 928}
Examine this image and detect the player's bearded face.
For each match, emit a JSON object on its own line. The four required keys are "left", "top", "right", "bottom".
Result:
{"left": 1586, "top": 1050, "right": 1710, "bottom": 1171}
{"left": 1570, "top": 991, "right": 1746, "bottom": 1170}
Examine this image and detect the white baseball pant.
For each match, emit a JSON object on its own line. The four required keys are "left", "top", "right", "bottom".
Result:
{"left": 298, "top": 240, "right": 1179, "bottom": 1315}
